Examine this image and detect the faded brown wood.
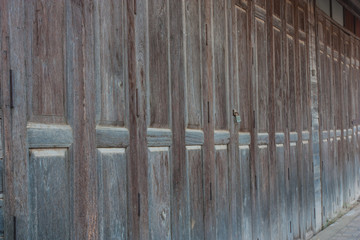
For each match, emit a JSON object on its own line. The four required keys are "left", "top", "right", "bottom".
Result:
{"left": 96, "top": 0, "right": 126, "bottom": 126}
{"left": 148, "top": 0, "right": 169, "bottom": 128}
{"left": 3, "top": 0, "right": 360, "bottom": 239}
{"left": 169, "top": 0, "right": 188, "bottom": 238}
{"left": 187, "top": 147, "right": 204, "bottom": 240}
{"left": 31, "top": 0, "right": 66, "bottom": 121}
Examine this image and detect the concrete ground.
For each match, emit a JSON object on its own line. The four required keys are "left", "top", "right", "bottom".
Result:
{"left": 311, "top": 203, "right": 360, "bottom": 240}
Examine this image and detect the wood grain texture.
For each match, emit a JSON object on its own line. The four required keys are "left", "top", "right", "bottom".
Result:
{"left": 239, "top": 145, "right": 252, "bottom": 240}
{"left": 30, "top": 0, "right": 66, "bottom": 120}
{"left": 148, "top": 0, "right": 169, "bottom": 128}
{"left": 187, "top": 147, "right": 204, "bottom": 240}
{"left": 215, "top": 145, "right": 229, "bottom": 240}
{"left": 97, "top": 149, "right": 127, "bottom": 240}
{"left": 29, "top": 149, "right": 70, "bottom": 240}
{"left": 236, "top": 6, "right": 251, "bottom": 131}
{"left": 95, "top": 0, "right": 126, "bottom": 126}
{"left": 185, "top": 0, "right": 202, "bottom": 129}
{"left": 148, "top": 148, "right": 171, "bottom": 240}
{"left": 213, "top": 0, "right": 228, "bottom": 130}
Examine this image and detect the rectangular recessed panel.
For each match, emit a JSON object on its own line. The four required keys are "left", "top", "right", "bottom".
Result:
{"left": 187, "top": 146, "right": 204, "bottom": 240}
{"left": 32, "top": 0, "right": 65, "bottom": 119}
{"left": 256, "top": 18, "right": 268, "bottom": 132}
{"left": 215, "top": 145, "right": 229, "bottom": 240}
{"left": 149, "top": 0, "right": 169, "bottom": 128}
{"left": 239, "top": 146, "right": 252, "bottom": 240}
{"left": 213, "top": 0, "right": 228, "bottom": 130}
{"left": 185, "top": 0, "right": 202, "bottom": 128}
{"left": 236, "top": 7, "right": 251, "bottom": 131}
{"left": 288, "top": 35, "right": 296, "bottom": 132}
{"left": 96, "top": 0, "right": 126, "bottom": 126}
{"left": 29, "top": 149, "right": 70, "bottom": 240}
{"left": 300, "top": 41, "right": 309, "bottom": 130}
{"left": 276, "top": 144, "right": 287, "bottom": 240}
{"left": 289, "top": 143, "right": 299, "bottom": 238}
{"left": 256, "top": 146, "right": 270, "bottom": 240}
{"left": 274, "top": 27, "right": 284, "bottom": 132}
{"left": 98, "top": 148, "right": 127, "bottom": 239}
{"left": 148, "top": 147, "right": 170, "bottom": 239}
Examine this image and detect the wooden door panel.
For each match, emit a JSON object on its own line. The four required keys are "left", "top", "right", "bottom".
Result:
{"left": 255, "top": 17, "right": 268, "bottom": 132}
{"left": 29, "top": 0, "right": 66, "bottom": 122}
{"left": 276, "top": 142, "right": 287, "bottom": 240}
{"left": 187, "top": 146, "right": 204, "bottom": 240}
{"left": 97, "top": 148, "right": 127, "bottom": 240}
{"left": 185, "top": 0, "right": 202, "bottom": 129}
{"left": 274, "top": 27, "right": 284, "bottom": 132}
{"left": 238, "top": 144, "right": 252, "bottom": 240}
{"left": 235, "top": 6, "right": 251, "bottom": 131}
{"left": 254, "top": 145, "right": 270, "bottom": 240}
{"left": 287, "top": 35, "right": 296, "bottom": 132}
{"left": 29, "top": 149, "right": 70, "bottom": 240}
{"left": 214, "top": 145, "right": 229, "bottom": 240}
{"left": 148, "top": 0, "right": 170, "bottom": 128}
{"left": 289, "top": 142, "right": 300, "bottom": 238}
{"left": 95, "top": 0, "right": 126, "bottom": 126}
{"left": 213, "top": 0, "right": 227, "bottom": 130}
{"left": 148, "top": 147, "right": 171, "bottom": 240}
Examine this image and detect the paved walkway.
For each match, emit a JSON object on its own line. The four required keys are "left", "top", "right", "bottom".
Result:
{"left": 311, "top": 203, "right": 360, "bottom": 240}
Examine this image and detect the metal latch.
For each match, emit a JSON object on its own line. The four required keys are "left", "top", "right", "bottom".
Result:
{"left": 233, "top": 109, "right": 241, "bottom": 123}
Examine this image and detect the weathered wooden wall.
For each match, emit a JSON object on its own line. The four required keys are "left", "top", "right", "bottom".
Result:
{"left": 0, "top": 0, "right": 360, "bottom": 239}
{"left": 316, "top": 7, "right": 360, "bottom": 228}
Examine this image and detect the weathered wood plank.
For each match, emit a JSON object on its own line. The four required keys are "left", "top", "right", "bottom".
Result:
{"left": 27, "top": 123, "right": 73, "bottom": 148}
{"left": 29, "top": 149, "right": 70, "bottom": 240}
{"left": 30, "top": 0, "right": 66, "bottom": 120}
{"left": 187, "top": 146, "right": 204, "bottom": 240}
{"left": 148, "top": 0, "right": 169, "bottom": 128}
{"left": 276, "top": 144, "right": 287, "bottom": 240}
{"left": 148, "top": 147, "right": 171, "bottom": 240}
{"left": 185, "top": 0, "right": 202, "bottom": 129}
{"left": 255, "top": 17, "right": 268, "bottom": 132}
{"left": 215, "top": 145, "right": 229, "bottom": 240}
{"left": 97, "top": 149, "right": 127, "bottom": 240}
{"left": 236, "top": 6, "right": 251, "bottom": 131}
{"left": 170, "top": 0, "right": 188, "bottom": 238}
{"left": 70, "top": 0, "right": 98, "bottom": 237}
{"left": 239, "top": 145, "right": 252, "bottom": 240}
{"left": 95, "top": 0, "right": 126, "bottom": 126}
{"left": 213, "top": 0, "right": 228, "bottom": 130}
{"left": 96, "top": 126, "right": 129, "bottom": 148}
{"left": 256, "top": 145, "right": 270, "bottom": 240}
{"left": 128, "top": 0, "right": 150, "bottom": 238}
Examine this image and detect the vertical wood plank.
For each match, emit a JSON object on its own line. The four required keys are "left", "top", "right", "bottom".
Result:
{"left": 187, "top": 147, "right": 204, "bottom": 240}
{"left": 239, "top": 145, "right": 253, "bottom": 240}
{"left": 70, "top": 0, "right": 98, "bottom": 238}
{"left": 31, "top": 0, "right": 66, "bottom": 119}
{"left": 236, "top": 6, "right": 251, "bottom": 131}
{"left": 128, "top": 0, "right": 149, "bottom": 238}
{"left": 29, "top": 149, "right": 70, "bottom": 240}
{"left": 213, "top": 0, "right": 227, "bottom": 130}
{"left": 215, "top": 145, "right": 229, "bottom": 240}
{"left": 97, "top": 149, "right": 127, "bottom": 240}
{"left": 148, "top": 0, "right": 169, "bottom": 128}
{"left": 185, "top": 0, "right": 202, "bottom": 129}
{"left": 169, "top": 0, "right": 188, "bottom": 238}
{"left": 96, "top": 0, "right": 126, "bottom": 126}
{"left": 148, "top": 147, "right": 171, "bottom": 240}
